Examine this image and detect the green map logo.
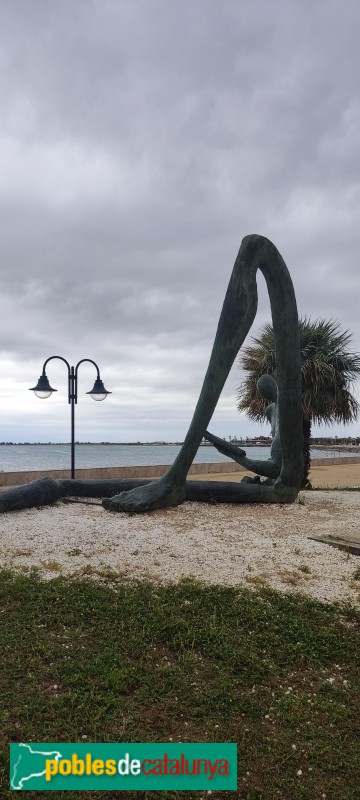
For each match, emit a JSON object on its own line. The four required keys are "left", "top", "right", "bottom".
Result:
{"left": 10, "top": 742, "right": 237, "bottom": 791}
{"left": 10, "top": 743, "right": 63, "bottom": 790}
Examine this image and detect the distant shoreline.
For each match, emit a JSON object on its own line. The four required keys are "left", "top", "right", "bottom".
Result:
{"left": 1, "top": 441, "right": 359, "bottom": 453}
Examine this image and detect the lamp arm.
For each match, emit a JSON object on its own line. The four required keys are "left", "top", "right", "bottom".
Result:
{"left": 42, "top": 355, "right": 71, "bottom": 373}
{"left": 42, "top": 356, "right": 72, "bottom": 404}
{"left": 74, "top": 359, "right": 101, "bottom": 404}
{"left": 74, "top": 358, "right": 101, "bottom": 379}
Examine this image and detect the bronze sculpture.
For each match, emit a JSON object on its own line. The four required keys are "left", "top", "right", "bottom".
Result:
{"left": 103, "top": 234, "right": 303, "bottom": 512}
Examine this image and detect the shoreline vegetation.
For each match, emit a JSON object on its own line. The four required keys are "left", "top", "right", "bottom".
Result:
{"left": 1, "top": 439, "right": 360, "bottom": 451}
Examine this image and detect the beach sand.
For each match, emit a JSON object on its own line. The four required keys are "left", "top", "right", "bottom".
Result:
{"left": 188, "top": 461, "right": 360, "bottom": 489}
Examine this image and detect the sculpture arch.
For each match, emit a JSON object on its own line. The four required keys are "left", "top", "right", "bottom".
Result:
{"left": 104, "top": 234, "right": 303, "bottom": 512}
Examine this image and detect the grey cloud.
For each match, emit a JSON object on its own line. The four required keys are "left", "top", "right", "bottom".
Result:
{"left": 1, "top": 0, "right": 360, "bottom": 441}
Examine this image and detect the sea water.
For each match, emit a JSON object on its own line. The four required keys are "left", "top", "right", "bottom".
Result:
{"left": 0, "top": 443, "right": 354, "bottom": 473}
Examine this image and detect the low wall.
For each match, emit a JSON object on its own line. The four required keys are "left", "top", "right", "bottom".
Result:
{"left": 0, "top": 461, "right": 246, "bottom": 488}
{"left": 1, "top": 456, "right": 360, "bottom": 488}
{"left": 311, "top": 456, "right": 360, "bottom": 467}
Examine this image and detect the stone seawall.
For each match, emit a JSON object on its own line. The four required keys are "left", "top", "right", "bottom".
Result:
{"left": 0, "top": 461, "right": 245, "bottom": 487}
{"left": 1, "top": 456, "right": 360, "bottom": 488}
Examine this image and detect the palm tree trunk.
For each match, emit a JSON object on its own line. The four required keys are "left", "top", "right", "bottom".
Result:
{"left": 302, "top": 416, "right": 311, "bottom": 487}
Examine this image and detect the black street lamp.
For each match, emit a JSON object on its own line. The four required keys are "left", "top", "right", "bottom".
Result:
{"left": 30, "top": 356, "right": 111, "bottom": 478}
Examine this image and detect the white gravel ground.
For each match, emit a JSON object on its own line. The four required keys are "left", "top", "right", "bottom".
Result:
{"left": 0, "top": 491, "right": 359, "bottom": 606}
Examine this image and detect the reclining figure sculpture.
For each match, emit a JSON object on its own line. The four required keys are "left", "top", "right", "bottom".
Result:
{"left": 102, "top": 233, "right": 303, "bottom": 512}
{"left": 0, "top": 234, "right": 303, "bottom": 514}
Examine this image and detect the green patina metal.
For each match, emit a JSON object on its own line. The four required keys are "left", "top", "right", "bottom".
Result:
{"left": 104, "top": 234, "right": 303, "bottom": 512}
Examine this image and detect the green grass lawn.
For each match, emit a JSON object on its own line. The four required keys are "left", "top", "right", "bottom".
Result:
{"left": 0, "top": 569, "right": 359, "bottom": 799}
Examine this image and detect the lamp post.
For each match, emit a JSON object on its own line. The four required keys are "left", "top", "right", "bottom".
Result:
{"left": 30, "top": 356, "right": 111, "bottom": 479}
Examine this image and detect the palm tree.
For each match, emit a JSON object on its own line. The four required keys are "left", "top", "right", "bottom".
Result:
{"left": 237, "top": 318, "right": 360, "bottom": 486}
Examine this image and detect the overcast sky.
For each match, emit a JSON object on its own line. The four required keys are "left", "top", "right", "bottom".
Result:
{"left": 1, "top": 0, "right": 359, "bottom": 444}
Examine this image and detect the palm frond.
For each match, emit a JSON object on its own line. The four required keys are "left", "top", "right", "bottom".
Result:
{"left": 237, "top": 316, "right": 360, "bottom": 425}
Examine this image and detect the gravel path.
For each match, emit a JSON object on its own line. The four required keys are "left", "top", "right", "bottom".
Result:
{"left": 0, "top": 491, "right": 359, "bottom": 606}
